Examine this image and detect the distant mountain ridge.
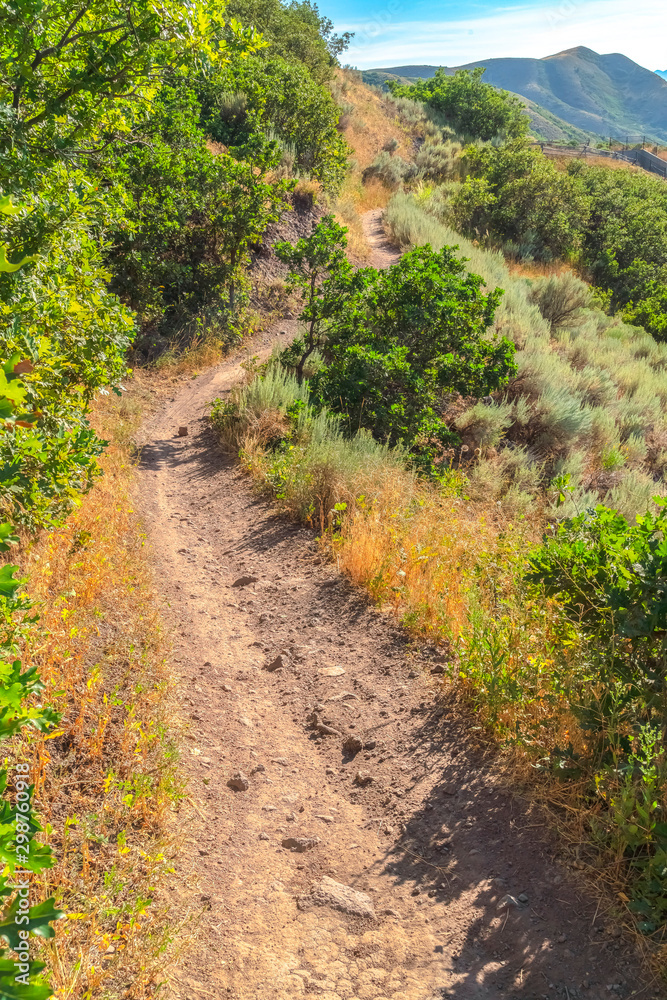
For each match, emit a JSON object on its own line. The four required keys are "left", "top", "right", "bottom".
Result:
{"left": 364, "top": 48, "right": 667, "bottom": 143}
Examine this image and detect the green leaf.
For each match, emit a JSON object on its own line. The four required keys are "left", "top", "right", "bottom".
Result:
{"left": 0, "top": 953, "right": 51, "bottom": 1000}
{"left": 0, "top": 527, "right": 18, "bottom": 555}
{"left": 0, "top": 570, "right": 23, "bottom": 600}
{"left": 0, "top": 197, "right": 22, "bottom": 218}
{"left": 0, "top": 897, "right": 65, "bottom": 950}
{"left": 0, "top": 248, "right": 37, "bottom": 274}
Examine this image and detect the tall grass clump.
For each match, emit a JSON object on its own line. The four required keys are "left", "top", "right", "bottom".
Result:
{"left": 211, "top": 365, "right": 410, "bottom": 526}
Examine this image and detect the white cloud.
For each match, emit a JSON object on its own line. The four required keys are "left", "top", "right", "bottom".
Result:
{"left": 343, "top": 0, "right": 667, "bottom": 72}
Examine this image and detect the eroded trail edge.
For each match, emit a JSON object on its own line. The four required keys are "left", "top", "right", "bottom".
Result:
{"left": 136, "top": 354, "right": 645, "bottom": 1000}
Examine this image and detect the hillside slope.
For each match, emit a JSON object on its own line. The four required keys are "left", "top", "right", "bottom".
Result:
{"left": 366, "top": 47, "right": 667, "bottom": 142}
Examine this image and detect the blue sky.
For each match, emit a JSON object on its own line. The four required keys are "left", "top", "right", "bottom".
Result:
{"left": 326, "top": 0, "right": 666, "bottom": 73}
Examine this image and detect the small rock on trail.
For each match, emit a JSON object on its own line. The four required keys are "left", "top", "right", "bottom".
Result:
{"left": 343, "top": 735, "right": 363, "bottom": 754}
{"left": 300, "top": 876, "right": 376, "bottom": 919}
{"left": 282, "top": 836, "right": 321, "bottom": 852}
{"left": 265, "top": 653, "right": 288, "bottom": 672}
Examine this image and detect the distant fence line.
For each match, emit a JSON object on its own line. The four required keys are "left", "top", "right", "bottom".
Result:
{"left": 529, "top": 141, "right": 667, "bottom": 179}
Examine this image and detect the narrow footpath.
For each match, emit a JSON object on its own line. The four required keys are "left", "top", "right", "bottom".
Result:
{"left": 135, "top": 213, "right": 649, "bottom": 1000}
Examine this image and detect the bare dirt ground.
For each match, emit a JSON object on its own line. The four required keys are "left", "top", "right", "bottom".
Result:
{"left": 135, "top": 215, "right": 652, "bottom": 1000}
{"left": 362, "top": 209, "right": 402, "bottom": 268}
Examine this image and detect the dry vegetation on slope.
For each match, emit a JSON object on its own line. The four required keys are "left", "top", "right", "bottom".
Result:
{"left": 15, "top": 380, "right": 181, "bottom": 1000}
{"left": 330, "top": 70, "right": 424, "bottom": 258}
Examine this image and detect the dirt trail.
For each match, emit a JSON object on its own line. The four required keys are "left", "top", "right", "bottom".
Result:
{"left": 362, "top": 209, "right": 402, "bottom": 269}
{"left": 135, "top": 215, "right": 648, "bottom": 1000}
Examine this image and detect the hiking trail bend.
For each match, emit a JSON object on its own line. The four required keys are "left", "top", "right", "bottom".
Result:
{"left": 135, "top": 212, "right": 648, "bottom": 1000}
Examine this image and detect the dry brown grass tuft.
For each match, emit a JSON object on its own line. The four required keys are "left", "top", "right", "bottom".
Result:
{"left": 332, "top": 475, "right": 501, "bottom": 639}
{"left": 16, "top": 373, "right": 181, "bottom": 999}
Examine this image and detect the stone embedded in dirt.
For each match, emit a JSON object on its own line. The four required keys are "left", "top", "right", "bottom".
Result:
{"left": 282, "top": 836, "right": 320, "bottom": 852}
{"left": 364, "top": 739, "right": 377, "bottom": 750}
{"left": 318, "top": 666, "right": 346, "bottom": 677}
{"left": 430, "top": 665, "right": 445, "bottom": 675}
{"left": 382, "top": 908, "right": 401, "bottom": 917}
{"left": 266, "top": 654, "right": 288, "bottom": 672}
{"left": 354, "top": 770, "right": 374, "bottom": 787}
{"left": 518, "top": 893, "right": 529, "bottom": 903}
{"left": 227, "top": 771, "right": 250, "bottom": 791}
{"left": 286, "top": 812, "right": 296, "bottom": 822}
{"left": 259, "top": 832, "right": 270, "bottom": 841}
{"left": 317, "top": 723, "right": 341, "bottom": 736}
{"left": 299, "top": 876, "right": 375, "bottom": 918}
{"left": 271, "top": 757, "right": 289, "bottom": 766}
{"left": 343, "top": 735, "right": 363, "bottom": 755}
{"left": 222, "top": 684, "right": 232, "bottom": 692}
{"left": 342, "top": 691, "right": 359, "bottom": 700}
{"left": 408, "top": 670, "right": 418, "bottom": 678}
{"left": 498, "top": 894, "right": 520, "bottom": 910}
{"left": 250, "top": 764, "right": 265, "bottom": 775}
{"left": 231, "top": 575, "right": 258, "bottom": 588}
{"left": 177, "top": 426, "right": 188, "bottom": 437}
{"left": 325, "top": 767, "right": 336, "bottom": 775}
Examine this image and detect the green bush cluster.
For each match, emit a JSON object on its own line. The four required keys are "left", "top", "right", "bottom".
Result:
{"left": 527, "top": 501, "right": 667, "bottom": 929}
{"left": 386, "top": 191, "right": 667, "bottom": 520}
{"left": 272, "top": 215, "right": 516, "bottom": 469}
{"left": 371, "top": 73, "right": 667, "bottom": 343}
{"left": 389, "top": 67, "right": 529, "bottom": 142}
{"left": 441, "top": 145, "right": 667, "bottom": 341}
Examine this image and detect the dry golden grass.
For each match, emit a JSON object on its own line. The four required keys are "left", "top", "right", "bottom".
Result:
{"left": 15, "top": 374, "right": 181, "bottom": 999}
{"left": 547, "top": 152, "right": 643, "bottom": 174}
{"left": 335, "top": 68, "right": 417, "bottom": 170}
{"left": 334, "top": 475, "right": 498, "bottom": 638}
{"left": 506, "top": 257, "right": 574, "bottom": 280}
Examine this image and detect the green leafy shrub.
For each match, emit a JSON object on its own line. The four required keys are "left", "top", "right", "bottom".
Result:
{"left": 201, "top": 54, "right": 350, "bottom": 190}
{"left": 389, "top": 67, "right": 529, "bottom": 141}
{"left": 527, "top": 501, "right": 667, "bottom": 727}
{"left": 311, "top": 242, "right": 516, "bottom": 461}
